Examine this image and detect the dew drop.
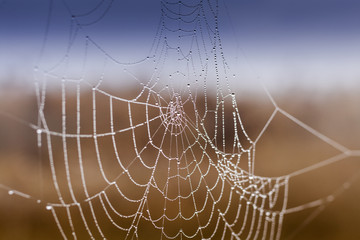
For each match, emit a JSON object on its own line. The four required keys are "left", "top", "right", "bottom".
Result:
{"left": 327, "top": 195, "right": 335, "bottom": 202}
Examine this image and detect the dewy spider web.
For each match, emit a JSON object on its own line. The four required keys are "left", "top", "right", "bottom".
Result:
{"left": 1, "top": 0, "right": 360, "bottom": 239}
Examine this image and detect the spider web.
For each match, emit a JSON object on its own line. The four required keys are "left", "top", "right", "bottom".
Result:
{"left": 1, "top": 0, "right": 360, "bottom": 239}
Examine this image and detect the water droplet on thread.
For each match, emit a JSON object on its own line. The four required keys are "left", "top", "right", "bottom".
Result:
{"left": 327, "top": 195, "right": 335, "bottom": 202}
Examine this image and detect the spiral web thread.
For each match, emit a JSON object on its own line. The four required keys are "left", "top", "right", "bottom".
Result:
{"left": 1, "top": 0, "right": 360, "bottom": 239}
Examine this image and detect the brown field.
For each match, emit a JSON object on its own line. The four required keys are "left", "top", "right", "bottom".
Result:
{"left": 0, "top": 82, "right": 359, "bottom": 240}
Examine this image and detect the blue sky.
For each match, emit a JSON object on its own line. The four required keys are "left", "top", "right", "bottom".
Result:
{"left": 1, "top": 0, "right": 360, "bottom": 90}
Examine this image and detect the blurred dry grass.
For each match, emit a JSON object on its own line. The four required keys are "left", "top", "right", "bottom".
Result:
{"left": 0, "top": 83, "right": 360, "bottom": 240}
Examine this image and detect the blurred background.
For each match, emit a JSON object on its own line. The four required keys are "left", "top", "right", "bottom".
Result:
{"left": 1, "top": 0, "right": 360, "bottom": 239}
